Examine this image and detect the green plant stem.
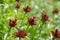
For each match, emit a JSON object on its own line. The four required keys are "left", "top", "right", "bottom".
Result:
{"left": 38, "top": 20, "right": 45, "bottom": 39}
{"left": 17, "top": 12, "right": 27, "bottom": 30}
{"left": 26, "top": 24, "right": 30, "bottom": 31}
{"left": 20, "top": 12, "right": 26, "bottom": 25}
{"left": 28, "top": 0, "right": 31, "bottom": 6}
{"left": 15, "top": 8, "right": 18, "bottom": 17}
{"left": 19, "top": 38, "right": 21, "bottom": 40}
{"left": 15, "top": 9, "right": 19, "bottom": 30}
{"left": 52, "top": 37, "right": 55, "bottom": 40}
{"left": 30, "top": 25, "right": 34, "bottom": 40}
{"left": 6, "top": 27, "right": 11, "bottom": 40}
{"left": 53, "top": 14, "right": 54, "bottom": 21}
{"left": 53, "top": 14, "right": 55, "bottom": 29}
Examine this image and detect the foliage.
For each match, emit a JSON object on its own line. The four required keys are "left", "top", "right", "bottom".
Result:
{"left": 0, "top": 0, "right": 60, "bottom": 40}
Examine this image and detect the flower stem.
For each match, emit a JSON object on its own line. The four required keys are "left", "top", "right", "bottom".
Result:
{"left": 30, "top": 26, "right": 34, "bottom": 40}
{"left": 38, "top": 20, "right": 45, "bottom": 39}
{"left": 52, "top": 37, "right": 55, "bottom": 40}
{"left": 20, "top": 12, "right": 26, "bottom": 25}
{"left": 5, "top": 27, "right": 11, "bottom": 40}
{"left": 19, "top": 38, "right": 21, "bottom": 40}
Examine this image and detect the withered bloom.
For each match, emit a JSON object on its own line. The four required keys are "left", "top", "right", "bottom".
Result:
{"left": 28, "top": 16, "right": 36, "bottom": 25}
{"left": 23, "top": 6, "right": 31, "bottom": 12}
{"left": 16, "top": 0, "right": 20, "bottom": 2}
{"left": 41, "top": 11, "right": 49, "bottom": 21}
{"left": 15, "top": 30, "right": 27, "bottom": 38}
{"left": 53, "top": 8, "right": 59, "bottom": 14}
{"left": 51, "top": 29, "right": 60, "bottom": 38}
{"left": 9, "top": 18, "right": 18, "bottom": 27}
{"left": 16, "top": 4, "right": 20, "bottom": 9}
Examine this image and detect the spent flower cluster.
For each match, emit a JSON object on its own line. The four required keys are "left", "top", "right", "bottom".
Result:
{"left": 51, "top": 29, "right": 60, "bottom": 38}
{"left": 9, "top": 18, "right": 18, "bottom": 27}
{"left": 15, "top": 30, "right": 27, "bottom": 38}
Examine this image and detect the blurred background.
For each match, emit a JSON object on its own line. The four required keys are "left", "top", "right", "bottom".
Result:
{"left": 0, "top": 0, "right": 60, "bottom": 40}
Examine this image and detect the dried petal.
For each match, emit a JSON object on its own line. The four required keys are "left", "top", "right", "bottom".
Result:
{"left": 15, "top": 30, "right": 27, "bottom": 38}
{"left": 23, "top": 6, "right": 31, "bottom": 12}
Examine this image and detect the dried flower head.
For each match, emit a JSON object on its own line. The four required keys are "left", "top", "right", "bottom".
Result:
{"left": 15, "top": 30, "right": 27, "bottom": 38}
{"left": 16, "top": 4, "right": 20, "bottom": 9}
{"left": 53, "top": 8, "right": 59, "bottom": 14}
{"left": 9, "top": 18, "right": 18, "bottom": 27}
{"left": 41, "top": 11, "right": 49, "bottom": 21}
{"left": 23, "top": 6, "right": 31, "bottom": 12}
{"left": 16, "top": 0, "right": 20, "bottom": 2}
{"left": 28, "top": 16, "right": 36, "bottom": 25}
{"left": 51, "top": 29, "right": 60, "bottom": 38}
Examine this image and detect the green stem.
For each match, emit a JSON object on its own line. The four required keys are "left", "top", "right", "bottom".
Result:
{"left": 20, "top": 12, "right": 26, "bottom": 25}
{"left": 19, "top": 12, "right": 27, "bottom": 29}
{"left": 19, "top": 38, "right": 21, "bottom": 40}
{"left": 17, "top": 9, "right": 18, "bottom": 14}
{"left": 6, "top": 27, "right": 11, "bottom": 40}
{"left": 38, "top": 20, "right": 45, "bottom": 39}
{"left": 30, "top": 26, "right": 34, "bottom": 40}
{"left": 53, "top": 14, "right": 54, "bottom": 21}
{"left": 53, "top": 14, "right": 56, "bottom": 29}
{"left": 52, "top": 37, "right": 55, "bottom": 40}
{"left": 26, "top": 24, "right": 30, "bottom": 31}
{"left": 15, "top": 9, "right": 19, "bottom": 30}
{"left": 28, "top": 0, "right": 31, "bottom": 6}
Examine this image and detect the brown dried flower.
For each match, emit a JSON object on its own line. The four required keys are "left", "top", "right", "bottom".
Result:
{"left": 9, "top": 18, "right": 18, "bottom": 27}
{"left": 23, "top": 6, "right": 31, "bottom": 12}
{"left": 16, "top": 0, "right": 20, "bottom": 2}
{"left": 53, "top": 8, "right": 59, "bottom": 14}
{"left": 15, "top": 30, "right": 27, "bottom": 38}
{"left": 28, "top": 16, "right": 36, "bottom": 25}
{"left": 16, "top": 4, "right": 20, "bottom": 9}
{"left": 51, "top": 29, "right": 60, "bottom": 38}
{"left": 41, "top": 11, "right": 49, "bottom": 21}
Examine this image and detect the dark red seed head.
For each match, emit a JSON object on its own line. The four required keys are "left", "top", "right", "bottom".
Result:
{"left": 23, "top": 6, "right": 31, "bottom": 12}
{"left": 9, "top": 18, "right": 18, "bottom": 27}
{"left": 41, "top": 11, "right": 49, "bottom": 21}
{"left": 16, "top": 0, "right": 20, "bottom": 2}
{"left": 53, "top": 8, "right": 59, "bottom": 14}
{"left": 16, "top": 4, "right": 20, "bottom": 9}
{"left": 33, "top": 16, "right": 36, "bottom": 19}
{"left": 51, "top": 29, "right": 60, "bottom": 38}
{"left": 28, "top": 16, "right": 36, "bottom": 25}
{"left": 15, "top": 30, "right": 27, "bottom": 38}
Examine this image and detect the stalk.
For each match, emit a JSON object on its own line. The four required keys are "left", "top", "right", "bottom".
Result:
{"left": 5, "top": 27, "right": 11, "bottom": 40}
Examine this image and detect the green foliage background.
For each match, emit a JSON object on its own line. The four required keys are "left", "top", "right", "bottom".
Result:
{"left": 0, "top": 0, "right": 60, "bottom": 40}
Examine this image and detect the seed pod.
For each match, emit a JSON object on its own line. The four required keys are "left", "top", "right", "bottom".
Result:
{"left": 9, "top": 18, "right": 18, "bottom": 27}
{"left": 16, "top": 0, "right": 20, "bottom": 2}
{"left": 16, "top": 4, "right": 20, "bottom": 9}
{"left": 15, "top": 30, "right": 27, "bottom": 38}
{"left": 51, "top": 29, "right": 60, "bottom": 38}
{"left": 15, "top": 18, "right": 18, "bottom": 21}
{"left": 41, "top": 11, "right": 49, "bottom": 21}
{"left": 53, "top": 8, "right": 59, "bottom": 14}
{"left": 23, "top": 6, "right": 31, "bottom": 12}
{"left": 28, "top": 16, "right": 36, "bottom": 25}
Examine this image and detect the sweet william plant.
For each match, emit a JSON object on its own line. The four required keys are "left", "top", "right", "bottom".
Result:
{"left": 0, "top": 0, "right": 60, "bottom": 40}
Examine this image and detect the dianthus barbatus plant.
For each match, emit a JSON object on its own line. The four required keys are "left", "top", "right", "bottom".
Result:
{"left": 41, "top": 11, "right": 49, "bottom": 21}
{"left": 16, "top": 0, "right": 20, "bottom": 2}
{"left": 23, "top": 6, "right": 31, "bottom": 13}
{"left": 9, "top": 18, "right": 18, "bottom": 27}
{"left": 16, "top": 4, "right": 20, "bottom": 9}
{"left": 28, "top": 16, "right": 36, "bottom": 25}
{"left": 53, "top": 8, "right": 59, "bottom": 14}
{"left": 51, "top": 29, "right": 60, "bottom": 38}
{"left": 15, "top": 30, "right": 27, "bottom": 38}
